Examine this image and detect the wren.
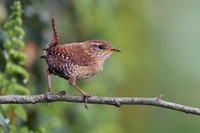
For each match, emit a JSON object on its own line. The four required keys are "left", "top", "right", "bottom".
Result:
{"left": 41, "top": 17, "right": 121, "bottom": 108}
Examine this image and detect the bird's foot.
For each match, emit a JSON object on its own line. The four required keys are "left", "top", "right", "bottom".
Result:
{"left": 45, "top": 91, "right": 53, "bottom": 106}
{"left": 83, "top": 93, "right": 95, "bottom": 109}
{"left": 59, "top": 90, "right": 66, "bottom": 95}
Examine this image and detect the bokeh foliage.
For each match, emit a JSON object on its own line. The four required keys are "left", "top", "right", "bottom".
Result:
{"left": 1, "top": 0, "right": 200, "bottom": 133}
{"left": 0, "top": 1, "right": 44, "bottom": 133}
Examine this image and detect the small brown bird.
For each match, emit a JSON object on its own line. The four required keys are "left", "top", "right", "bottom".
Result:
{"left": 41, "top": 17, "right": 121, "bottom": 108}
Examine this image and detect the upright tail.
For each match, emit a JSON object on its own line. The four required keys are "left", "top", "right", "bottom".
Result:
{"left": 41, "top": 17, "right": 60, "bottom": 58}
{"left": 47, "top": 17, "right": 60, "bottom": 48}
{"left": 52, "top": 17, "right": 60, "bottom": 46}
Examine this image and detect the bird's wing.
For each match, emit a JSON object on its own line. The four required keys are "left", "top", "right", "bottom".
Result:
{"left": 44, "top": 44, "right": 91, "bottom": 66}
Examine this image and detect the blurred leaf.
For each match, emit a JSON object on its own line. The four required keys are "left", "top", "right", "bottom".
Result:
{"left": 1, "top": 1, "right": 31, "bottom": 132}
{"left": 19, "top": 127, "right": 29, "bottom": 133}
{"left": 6, "top": 63, "right": 29, "bottom": 80}
{"left": 14, "top": 84, "right": 30, "bottom": 95}
{"left": 35, "top": 127, "right": 46, "bottom": 133}
{"left": 14, "top": 106, "right": 27, "bottom": 121}
{"left": 0, "top": 113, "right": 10, "bottom": 133}
{"left": 0, "top": 49, "right": 6, "bottom": 72}
{"left": 20, "top": 127, "right": 35, "bottom": 133}
{"left": 9, "top": 49, "right": 27, "bottom": 62}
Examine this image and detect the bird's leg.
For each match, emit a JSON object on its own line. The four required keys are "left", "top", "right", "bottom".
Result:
{"left": 45, "top": 69, "right": 53, "bottom": 106}
{"left": 47, "top": 69, "right": 52, "bottom": 93}
{"left": 69, "top": 77, "right": 94, "bottom": 109}
{"left": 69, "top": 77, "right": 87, "bottom": 95}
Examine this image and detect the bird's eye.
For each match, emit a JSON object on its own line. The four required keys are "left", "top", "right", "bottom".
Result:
{"left": 98, "top": 45, "right": 104, "bottom": 49}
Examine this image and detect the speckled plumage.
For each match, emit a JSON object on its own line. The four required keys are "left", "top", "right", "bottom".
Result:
{"left": 41, "top": 18, "right": 120, "bottom": 107}
{"left": 42, "top": 40, "right": 114, "bottom": 80}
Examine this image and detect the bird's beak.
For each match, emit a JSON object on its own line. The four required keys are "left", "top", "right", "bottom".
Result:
{"left": 106, "top": 48, "right": 121, "bottom": 53}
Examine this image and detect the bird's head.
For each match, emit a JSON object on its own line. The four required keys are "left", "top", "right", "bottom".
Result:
{"left": 83, "top": 40, "right": 121, "bottom": 62}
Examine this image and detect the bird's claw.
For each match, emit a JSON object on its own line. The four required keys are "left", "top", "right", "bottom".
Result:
{"left": 59, "top": 90, "right": 66, "bottom": 95}
{"left": 83, "top": 93, "right": 95, "bottom": 109}
{"left": 45, "top": 91, "right": 53, "bottom": 106}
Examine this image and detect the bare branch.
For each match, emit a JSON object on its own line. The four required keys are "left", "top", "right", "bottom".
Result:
{"left": 0, "top": 93, "right": 200, "bottom": 116}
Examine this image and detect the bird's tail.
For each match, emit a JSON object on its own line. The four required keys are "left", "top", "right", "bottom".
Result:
{"left": 42, "top": 17, "right": 60, "bottom": 57}
{"left": 47, "top": 17, "right": 60, "bottom": 48}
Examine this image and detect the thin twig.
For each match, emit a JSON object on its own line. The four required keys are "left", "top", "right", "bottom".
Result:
{"left": 0, "top": 93, "right": 199, "bottom": 116}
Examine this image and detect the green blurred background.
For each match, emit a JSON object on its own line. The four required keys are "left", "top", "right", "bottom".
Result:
{"left": 1, "top": 0, "right": 200, "bottom": 132}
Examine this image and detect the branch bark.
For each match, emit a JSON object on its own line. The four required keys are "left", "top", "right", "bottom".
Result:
{"left": 0, "top": 93, "right": 200, "bottom": 116}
